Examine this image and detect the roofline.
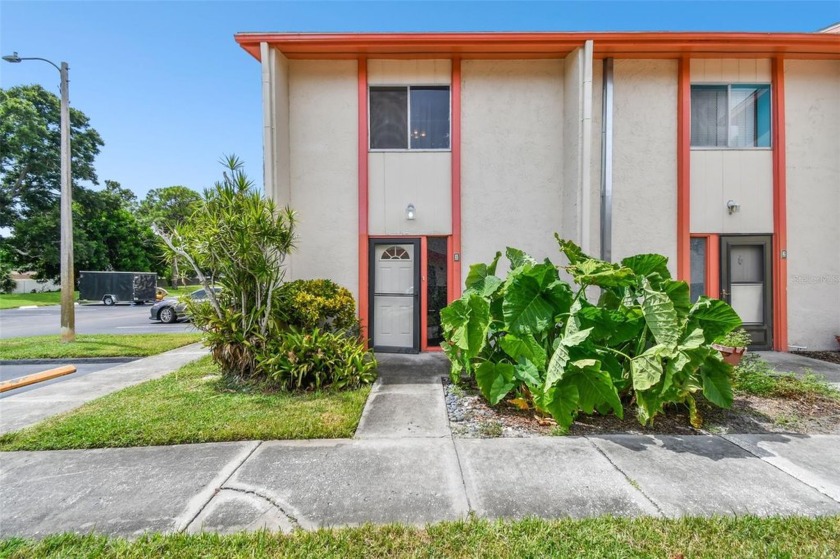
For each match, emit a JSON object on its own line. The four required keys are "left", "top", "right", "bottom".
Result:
{"left": 234, "top": 31, "right": 840, "bottom": 61}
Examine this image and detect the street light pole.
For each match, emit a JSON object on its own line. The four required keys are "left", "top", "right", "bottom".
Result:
{"left": 3, "top": 52, "right": 75, "bottom": 342}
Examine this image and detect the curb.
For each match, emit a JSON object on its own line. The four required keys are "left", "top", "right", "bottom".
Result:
{"left": 0, "top": 357, "right": 139, "bottom": 366}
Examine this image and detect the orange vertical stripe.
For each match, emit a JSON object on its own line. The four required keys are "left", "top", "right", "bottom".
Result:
{"left": 451, "top": 57, "right": 463, "bottom": 299}
{"left": 357, "top": 58, "right": 370, "bottom": 344}
{"left": 707, "top": 233, "right": 720, "bottom": 299}
{"left": 676, "top": 56, "right": 691, "bottom": 282}
{"left": 771, "top": 57, "right": 788, "bottom": 351}
{"left": 420, "top": 236, "right": 429, "bottom": 351}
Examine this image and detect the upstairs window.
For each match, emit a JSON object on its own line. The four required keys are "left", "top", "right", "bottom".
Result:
{"left": 369, "top": 86, "right": 450, "bottom": 150}
{"left": 691, "top": 84, "right": 771, "bottom": 148}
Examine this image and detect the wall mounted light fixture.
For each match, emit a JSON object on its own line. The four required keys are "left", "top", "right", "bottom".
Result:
{"left": 405, "top": 203, "right": 416, "bottom": 220}
{"left": 727, "top": 200, "right": 740, "bottom": 215}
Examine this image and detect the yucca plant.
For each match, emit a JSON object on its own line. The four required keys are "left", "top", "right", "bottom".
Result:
{"left": 154, "top": 155, "right": 296, "bottom": 378}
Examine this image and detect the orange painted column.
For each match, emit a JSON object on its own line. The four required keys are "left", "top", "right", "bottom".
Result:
{"left": 451, "top": 57, "right": 463, "bottom": 299}
{"left": 676, "top": 56, "right": 691, "bottom": 282}
{"left": 357, "top": 58, "right": 370, "bottom": 343}
{"left": 771, "top": 57, "right": 788, "bottom": 351}
{"left": 706, "top": 233, "right": 720, "bottom": 299}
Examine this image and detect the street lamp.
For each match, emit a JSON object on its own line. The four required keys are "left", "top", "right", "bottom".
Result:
{"left": 3, "top": 52, "right": 75, "bottom": 342}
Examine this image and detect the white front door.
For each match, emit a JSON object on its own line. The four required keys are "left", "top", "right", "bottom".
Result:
{"left": 373, "top": 243, "right": 417, "bottom": 350}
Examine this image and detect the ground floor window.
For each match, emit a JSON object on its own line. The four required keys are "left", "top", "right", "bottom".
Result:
{"left": 690, "top": 237, "right": 707, "bottom": 303}
{"left": 426, "top": 237, "right": 448, "bottom": 346}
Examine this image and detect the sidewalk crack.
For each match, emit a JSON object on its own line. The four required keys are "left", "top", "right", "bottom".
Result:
{"left": 585, "top": 436, "right": 665, "bottom": 517}
{"left": 177, "top": 441, "right": 263, "bottom": 533}
{"left": 218, "top": 485, "right": 303, "bottom": 529}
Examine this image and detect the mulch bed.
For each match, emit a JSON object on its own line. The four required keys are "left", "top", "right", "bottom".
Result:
{"left": 793, "top": 350, "right": 840, "bottom": 366}
{"left": 444, "top": 377, "right": 840, "bottom": 438}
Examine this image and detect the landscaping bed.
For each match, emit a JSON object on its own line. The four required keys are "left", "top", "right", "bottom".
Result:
{"left": 445, "top": 356, "right": 840, "bottom": 438}
{"left": 2, "top": 516, "right": 838, "bottom": 558}
{"left": 793, "top": 350, "right": 840, "bottom": 366}
{"left": 0, "top": 356, "right": 370, "bottom": 451}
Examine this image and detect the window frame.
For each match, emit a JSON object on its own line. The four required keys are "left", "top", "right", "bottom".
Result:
{"left": 368, "top": 84, "right": 452, "bottom": 153}
{"left": 690, "top": 83, "right": 772, "bottom": 151}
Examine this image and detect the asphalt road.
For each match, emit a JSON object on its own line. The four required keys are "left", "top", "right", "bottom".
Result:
{"left": 0, "top": 303, "right": 197, "bottom": 339}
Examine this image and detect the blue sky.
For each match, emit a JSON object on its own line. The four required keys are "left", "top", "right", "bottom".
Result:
{"left": 2, "top": 0, "right": 838, "bottom": 199}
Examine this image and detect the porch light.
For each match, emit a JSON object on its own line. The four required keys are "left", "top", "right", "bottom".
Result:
{"left": 727, "top": 200, "right": 740, "bottom": 215}
{"left": 405, "top": 203, "right": 416, "bottom": 220}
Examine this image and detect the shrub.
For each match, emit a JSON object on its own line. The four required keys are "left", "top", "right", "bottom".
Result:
{"left": 440, "top": 235, "right": 743, "bottom": 430}
{"left": 278, "top": 279, "right": 356, "bottom": 332}
{"left": 256, "top": 327, "right": 377, "bottom": 390}
{"left": 154, "top": 156, "right": 296, "bottom": 379}
{"left": 715, "top": 327, "right": 752, "bottom": 348}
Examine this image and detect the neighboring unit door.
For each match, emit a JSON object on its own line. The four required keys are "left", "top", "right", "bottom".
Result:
{"left": 720, "top": 235, "right": 773, "bottom": 350}
{"left": 370, "top": 240, "right": 420, "bottom": 352}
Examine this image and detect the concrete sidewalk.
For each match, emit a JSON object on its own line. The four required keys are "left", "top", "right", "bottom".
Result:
{"left": 758, "top": 351, "right": 840, "bottom": 387}
{"left": 0, "top": 343, "right": 208, "bottom": 435}
{"left": 2, "top": 352, "right": 840, "bottom": 539}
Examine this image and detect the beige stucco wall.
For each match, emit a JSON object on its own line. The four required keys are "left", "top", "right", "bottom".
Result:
{"left": 368, "top": 152, "right": 451, "bottom": 235}
{"left": 368, "top": 59, "right": 451, "bottom": 85}
{"left": 690, "top": 150, "right": 774, "bottom": 233}
{"left": 461, "top": 59, "right": 565, "bottom": 281}
{"left": 611, "top": 60, "right": 678, "bottom": 272}
{"left": 690, "top": 59, "right": 772, "bottom": 83}
{"left": 589, "top": 60, "right": 604, "bottom": 259}
{"left": 287, "top": 60, "right": 359, "bottom": 299}
{"left": 784, "top": 59, "right": 840, "bottom": 350}
{"left": 261, "top": 44, "right": 291, "bottom": 204}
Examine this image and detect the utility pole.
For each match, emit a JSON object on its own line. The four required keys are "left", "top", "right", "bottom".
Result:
{"left": 3, "top": 52, "right": 75, "bottom": 341}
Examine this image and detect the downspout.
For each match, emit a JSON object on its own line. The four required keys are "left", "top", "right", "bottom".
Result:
{"left": 600, "top": 58, "right": 614, "bottom": 262}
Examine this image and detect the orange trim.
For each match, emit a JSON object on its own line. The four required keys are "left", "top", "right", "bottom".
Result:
{"left": 357, "top": 58, "right": 370, "bottom": 345}
{"left": 676, "top": 57, "right": 691, "bottom": 282}
{"left": 707, "top": 234, "right": 720, "bottom": 300}
{"left": 771, "top": 57, "right": 788, "bottom": 351}
{"left": 451, "top": 57, "right": 463, "bottom": 299}
{"left": 235, "top": 32, "right": 840, "bottom": 61}
{"left": 420, "top": 236, "right": 429, "bottom": 351}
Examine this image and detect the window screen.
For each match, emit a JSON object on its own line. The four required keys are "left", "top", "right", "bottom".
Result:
{"left": 691, "top": 84, "right": 771, "bottom": 148}
{"left": 370, "top": 87, "right": 408, "bottom": 149}
{"left": 410, "top": 87, "right": 450, "bottom": 149}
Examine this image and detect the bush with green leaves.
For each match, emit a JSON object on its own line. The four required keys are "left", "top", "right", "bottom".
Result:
{"left": 441, "top": 235, "right": 743, "bottom": 430}
{"left": 154, "top": 156, "right": 296, "bottom": 378}
{"left": 256, "top": 326, "right": 377, "bottom": 391}
{"left": 278, "top": 279, "right": 357, "bottom": 332}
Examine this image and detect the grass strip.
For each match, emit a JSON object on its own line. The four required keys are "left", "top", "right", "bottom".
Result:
{"left": 0, "top": 291, "right": 69, "bottom": 309}
{"left": 734, "top": 354, "right": 840, "bottom": 401}
{"left": 1, "top": 516, "right": 839, "bottom": 558}
{"left": 0, "top": 356, "right": 370, "bottom": 450}
{"left": 0, "top": 333, "right": 202, "bottom": 360}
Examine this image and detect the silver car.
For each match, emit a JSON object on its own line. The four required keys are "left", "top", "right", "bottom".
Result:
{"left": 149, "top": 287, "right": 220, "bottom": 323}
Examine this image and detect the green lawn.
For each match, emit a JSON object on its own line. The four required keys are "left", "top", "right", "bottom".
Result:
{"left": 1, "top": 516, "right": 838, "bottom": 558}
{"left": 0, "top": 291, "right": 71, "bottom": 310}
{"left": 0, "top": 333, "right": 202, "bottom": 360}
{"left": 734, "top": 354, "right": 840, "bottom": 401}
{"left": 0, "top": 356, "right": 370, "bottom": 450}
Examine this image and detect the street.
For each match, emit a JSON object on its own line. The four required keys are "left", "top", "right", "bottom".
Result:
{"left": 0, "top": 303, "right": 197, "bottom": 339}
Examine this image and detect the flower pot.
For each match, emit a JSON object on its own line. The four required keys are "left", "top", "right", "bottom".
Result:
{"left": 712, "top": 343, "right": 747, "bottom": 366}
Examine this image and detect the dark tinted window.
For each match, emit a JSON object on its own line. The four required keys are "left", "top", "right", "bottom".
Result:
{"left": 370, "top": 87, "right": 408, "bottom": 149}
{"left": 410, "top": 87, "right": 450, "bottom": 149}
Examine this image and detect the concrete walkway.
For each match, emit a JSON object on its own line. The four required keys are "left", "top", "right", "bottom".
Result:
{"left": 0, "top": 343, "right": 208, "bottom": 435}
{"left": 1, "top": 353, "right": 840, "bottom": 539}
{"left": 757, "top": 351, "right": 840, "bottom": 387}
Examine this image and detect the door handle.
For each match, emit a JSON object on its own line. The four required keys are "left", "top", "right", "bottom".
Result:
{"left": 721, "top": 289, "right": 729, "bottom": 299}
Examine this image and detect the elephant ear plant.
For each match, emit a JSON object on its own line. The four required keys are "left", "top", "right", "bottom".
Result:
{"left": 440, "top": 235, "right": 743, "bottom": 430}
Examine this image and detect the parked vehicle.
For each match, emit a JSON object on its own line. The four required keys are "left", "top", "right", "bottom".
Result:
{"left": 149, "top": 287, "right": 221, "bottom": 323}
{"left": 78, "top": 271, "right": 157, "bottom": 305}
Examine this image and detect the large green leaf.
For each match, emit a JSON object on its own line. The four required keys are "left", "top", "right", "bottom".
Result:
{"left": 566, "top": 259, "right": 636, "bottom": 288}
{"left": 569, "top": 360, "right": 623, "bottom": 417}
{"left": 663, "top": 280, "right": 692, "bottom": 319}
{"left": 500, "top": 333, "right": 548, "bottom": 370}
{"left": 503, "top": 265, "right": 571, "bottom": 335}
{"left": 439, "top": 293, "right": 490, "bottom": 357}
{"left": 700, "top": 355, "right": 734, "bottom": 408}
{"left": 541, "top": 382, "right": 580, "bottom": 429}
{"left": 544, "top": 327, "right": 593, "bottom": 391}
{"left": 506, "top": 247, "right": 536, "bottom": 270}
{"left": 641, "top": 282, "right": 680, "bottom": 347}
{"left": 555, "top": 235, "right": 590, "bottom": 265}
{"left": 475, "top": 362, "right": 516, "bottom": 405}
{"left": 631, "top": 349, "right": 663, "bottom": 391}
{"left": 621, "top": 254, "right": 671, "bottom": 280}
{"left": 689, "top": 297, "right": 742, "bottom": 343}
{"left": 513, "top": 358, "right": 542, "bottom": 389}
{"left": 465, "top": 252, "right": 503, "bottom": 296}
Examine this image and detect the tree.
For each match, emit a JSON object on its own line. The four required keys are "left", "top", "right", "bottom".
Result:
{"left": 0, "top": 84, "right": 104, "bottom": 228}
{"left": 154, "top": 156, "right": 296, "bottom": 377}
{"left": 139, "top": 186, "right": 202, "bottom": 285}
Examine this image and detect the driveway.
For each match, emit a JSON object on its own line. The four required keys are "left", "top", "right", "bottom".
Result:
{"left": 0, "top": 303, "right": 196, "bottom": 338}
